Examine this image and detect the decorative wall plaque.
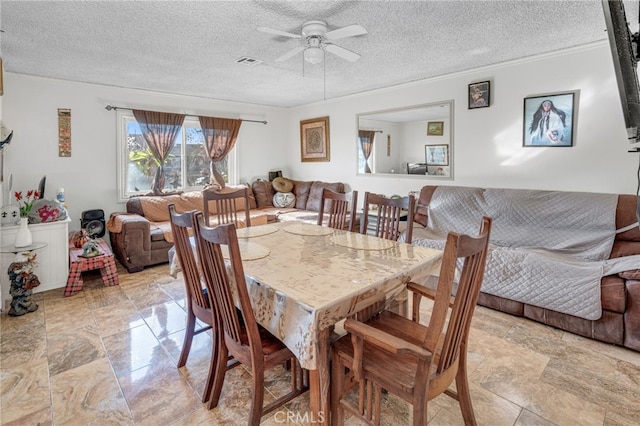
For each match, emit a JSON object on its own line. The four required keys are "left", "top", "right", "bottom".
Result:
{"left": 58, "top": 108, "right": 71, "bottom": 157}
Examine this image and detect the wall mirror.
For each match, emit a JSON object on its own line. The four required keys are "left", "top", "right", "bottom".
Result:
{"left": 357, "top": 100, "right": 453, "bottom": 178}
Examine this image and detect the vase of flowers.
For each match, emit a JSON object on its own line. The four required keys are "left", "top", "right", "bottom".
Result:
{"left": 15, "top": 190, "right": 40, "bottom": 219}
{"left": 13, "top": 190, "right": 39, "bottom": 248}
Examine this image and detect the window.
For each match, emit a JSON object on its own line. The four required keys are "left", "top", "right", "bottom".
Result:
{"left": 116, "top": 111, "right": 237, "bottom": 202}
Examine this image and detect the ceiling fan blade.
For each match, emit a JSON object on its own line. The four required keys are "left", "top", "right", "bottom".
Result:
{"left": 325, "top": 44, "right": 361, "bottom": 62}
{"left": 325, "top": 24, "right": 367, "bottom": 40}
{"left": 257, "top": 26, "right": 302, "bottom": 39}
{"left": 275, "top": 46, "right": 305, "bottom": 62}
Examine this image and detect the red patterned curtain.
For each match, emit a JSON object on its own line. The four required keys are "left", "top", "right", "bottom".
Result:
{"left": 198, "top": 116, "right": 242, "bottom": 188}
{"left": 132, "top": 110, "right": 185, "bottom": 195}
{"left": 358, "top": 130, "right": 376, "bottom": 173}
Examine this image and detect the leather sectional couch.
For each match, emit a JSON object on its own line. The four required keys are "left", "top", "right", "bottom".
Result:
{"left": 107, "top": 179, "right": 345, "bottom": 273}
{"left": 412, "top": 185, "right": 640, "bottom": 351}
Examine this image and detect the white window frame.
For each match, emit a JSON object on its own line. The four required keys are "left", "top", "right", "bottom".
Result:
{"left": 116, "top": 111, "right": 238, "bottom": 203}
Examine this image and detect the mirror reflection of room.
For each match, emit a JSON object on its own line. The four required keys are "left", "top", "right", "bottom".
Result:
{"left": 357, "top": 101, "right": 452, "bottom": 178}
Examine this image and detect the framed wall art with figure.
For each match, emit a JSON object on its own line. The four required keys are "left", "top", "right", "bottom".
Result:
{"left": 523, "top": 92, "right": 577, "bottom": 147}
{"left": 300, "top": 116, "right": 330, "bottom": 162}
{"left": 469, "top": 81, "right": 490, "bottom": 109}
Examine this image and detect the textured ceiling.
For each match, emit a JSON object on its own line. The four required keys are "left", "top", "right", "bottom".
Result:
{"left": 1, "top": 1, "right": 637, "bottom": 108}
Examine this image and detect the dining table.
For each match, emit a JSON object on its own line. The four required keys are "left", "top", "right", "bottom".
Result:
{"left": 170, "top": 220, "right": 443, "bottom": 424}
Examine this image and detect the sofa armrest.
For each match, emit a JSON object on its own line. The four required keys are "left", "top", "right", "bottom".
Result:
{"left": 625, "top": 279, "right": 640, "bottom": 351}
{"left": 107, "top": 213, "right": 152, "bottom": 273}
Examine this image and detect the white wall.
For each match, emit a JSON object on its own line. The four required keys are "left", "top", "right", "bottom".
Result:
{"left": 2, "top": 75, "right": 289, "bottom": 231}
{"left": 2, "top": 41, "right": 637, "bottom": 228}
{"left": 287, "top": 42, "right": 638, "bottom": 206}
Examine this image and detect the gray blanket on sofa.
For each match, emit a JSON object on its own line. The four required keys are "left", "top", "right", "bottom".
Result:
{"left": 411, "top": 186, "right": 636, "bottom": 320}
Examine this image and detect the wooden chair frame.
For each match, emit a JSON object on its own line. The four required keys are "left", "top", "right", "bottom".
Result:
{"left": 317, "top": 189, "right": 358, "bottom": 231}
{"left": 360, "top": 192, "right": 415, "bottom": 243}
{"left": 202, "top": 186, "right": 251, "bottom": 227}
{"left": 192, "top": 214, "right": 309, "bottom": 423}
{"left": 331, "top": 217, "right": 492, "bottom": 426}
{"left": 168, "top": 204, "right": 221, "bottom": 405}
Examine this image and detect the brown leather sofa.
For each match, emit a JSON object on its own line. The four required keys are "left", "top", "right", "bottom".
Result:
{"left": 413, "top": 185, "right": 640, "bottom": 352}
{"left": 107, "top": 180, "right": 345, "bottom": 273}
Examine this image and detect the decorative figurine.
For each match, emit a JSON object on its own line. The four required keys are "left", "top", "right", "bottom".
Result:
{"left": 82, "top": 239, "right": 102, "bottom": 257}
{"left": 7, "top": 251, "right": 41, "bottom": 316}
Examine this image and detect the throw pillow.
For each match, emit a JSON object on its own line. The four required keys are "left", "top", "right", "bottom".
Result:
{"left": 252, "top": 180, "right": 275, "bottom": 208}
{"left": 273, "top": 192, "right": 296, "bottom": 208}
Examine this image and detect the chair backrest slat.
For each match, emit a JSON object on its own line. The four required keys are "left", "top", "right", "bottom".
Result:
{"left": 318, "top": 189, "right": 358, "bottom": 232}
{"left": 203, "top": 187, "right": 251, "bottom": 228}
{"left": 360, "top": 192, "right": 415, "bottom": 243}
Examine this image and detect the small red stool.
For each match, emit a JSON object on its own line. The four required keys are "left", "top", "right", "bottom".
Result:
{"left": 65, "top": 238, "right": 119, "bottom": 296}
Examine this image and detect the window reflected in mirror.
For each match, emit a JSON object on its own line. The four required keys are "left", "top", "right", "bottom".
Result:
{"left": 357, "top": 101, "right": 453, "bottom": 179}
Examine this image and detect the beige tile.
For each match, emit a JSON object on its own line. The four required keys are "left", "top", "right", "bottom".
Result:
{"left": 50, "top": 357, "right": 132, "bottom": 425}
{"left": 514, "top": 408, "right": 555, "bottom": 426}
{"left": 0, "top": 358, "right": 51, "bottom": 424}
{"left": 46, "top": 326, "right": 106, "bottom": 376}
{"left": 563, "top": 332, "right": 640, "bottom": 367}
{"left": 540, "top": 354, "right": 639, "bottom": 416}
{"left": 158, "top": 276, "right": 187, "bottom": 307}
{"left": 515, "top": 379, "right": 605, "bottom": 426}
{"left": 118, "top": 354, "right": 201, "bottom": 425}
{"left": 44, "top": 296, "right": 96, "bottom": 334}
{"left": 604, "top": 408, "right": 640, "bottom": 426}
{"left": 122, "top": 282, "right": 173, "bottom": 311}
{"left": 429, "top": 382, "right": 522, "bottom": 426}
{"left": 0, "top": 307, "right": 45, "bottom": 335}
{"left": 83, "top": 284, "right": 129, "bottom": 309}
{"left": 91, "top": 299, "right": 146, "bottom": 337}
{"left": 468, "top": 305, "right": 526, "bottom": 338}
{"left": 0, "top": 326, "right": 47, "bottom": 367}
{"left": 1, "top": 406, "right": 51, "bottom": 426}
{"left": 139, "top": 300, "right": 187, "bottom": 340}
{"left": 103, "top": 324, "right": 167, "bottom": 376}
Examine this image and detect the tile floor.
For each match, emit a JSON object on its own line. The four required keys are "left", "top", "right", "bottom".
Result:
{"left": 1, "top": 263, "right": 639, "bottom": 425}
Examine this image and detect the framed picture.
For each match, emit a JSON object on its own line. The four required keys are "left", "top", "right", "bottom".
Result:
{"left": 469, "top": 81, "right": 490, "bottom": 109}
{"left": 300, "top": 116, "right": 330, "bottom": 162}
{"left": 427, "top": 121, "right": 444, "bottom": 136}
{"left": 523, "top": 92, "right": 576, "bottom": 147}
{"left": 425, "top": 144, "right": 449, "bottom": 166}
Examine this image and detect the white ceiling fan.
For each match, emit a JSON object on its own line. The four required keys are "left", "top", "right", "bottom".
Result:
{"left": 258, "top": 21, "right": 367, "bottom": 64}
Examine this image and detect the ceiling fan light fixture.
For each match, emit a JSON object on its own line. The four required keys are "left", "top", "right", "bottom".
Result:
{"left": 304, "top": 46, "right": 324, "bottom": 64}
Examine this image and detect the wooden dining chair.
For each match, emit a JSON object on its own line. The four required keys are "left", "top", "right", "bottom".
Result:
{"left": 360, "top": 191, "right": 415, "bottom": 244}
{"left": 331, "top": 217, "right": 492, "bottom": 426}
{"left": 317, "top": 188, "right": 358, "bottom": 231}
{"left": 203, "top": 186, "right": 251, "bottom": 227}
{"left": 168, "top": 204, "right": 237, "bottom": 407}
{"left": 192, "top": 214, "right": 309, "bottom": 423}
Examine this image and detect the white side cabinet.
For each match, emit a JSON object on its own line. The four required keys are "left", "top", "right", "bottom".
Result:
{"left": 1, "top": 218, "right": 70, "bottom": 311}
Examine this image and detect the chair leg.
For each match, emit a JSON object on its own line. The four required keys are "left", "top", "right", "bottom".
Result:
{"left": 201, "top": 331, "right": 219, "bottom": 404}
{"left": 207, "top": 339, "right": 229, "bottom": 410}
{"left": 455, "top": 346, "right": 477, "bottom": 426}
{"left": 331, "top": 353, "right": 346, "bottom": 426}
{"left": 177, "top": 309, "right": 196, "bottom": 368}
{"left": 249, "top": 365, "right": 266, "bottom": 426}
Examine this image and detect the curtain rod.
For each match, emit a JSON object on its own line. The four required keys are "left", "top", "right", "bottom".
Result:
{"left": 104, "top": 105, "right": 267, "bottom": 124}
